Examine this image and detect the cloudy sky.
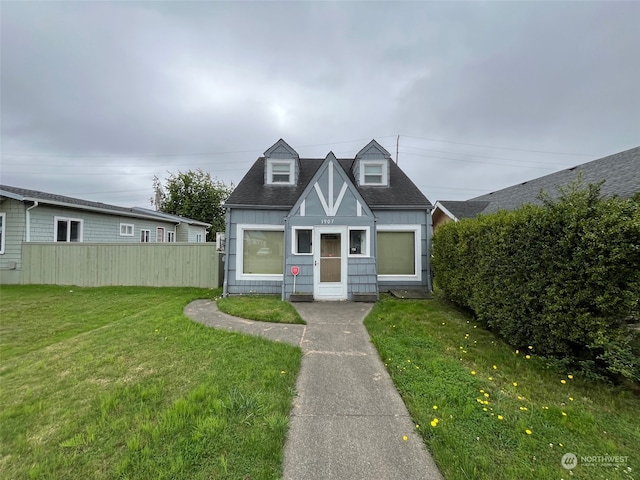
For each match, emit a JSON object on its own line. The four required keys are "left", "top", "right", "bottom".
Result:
{"left": 2, "top": 1, "right": 639, "bottom": 207}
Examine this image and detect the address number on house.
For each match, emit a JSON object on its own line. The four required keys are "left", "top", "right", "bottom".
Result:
{"left": 320, "top": 218, "right": 335, "bottom": 224}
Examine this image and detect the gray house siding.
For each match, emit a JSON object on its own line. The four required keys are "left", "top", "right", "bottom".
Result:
{"left": 0, "top": 199, "right": 26, "bottom": 284}
{"left": 28, "top": 205, "right": 178, "bottom": 243}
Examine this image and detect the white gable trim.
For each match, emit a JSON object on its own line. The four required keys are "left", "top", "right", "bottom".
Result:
{"left": 433, "top": 201, "right": 458, "bottom": 222}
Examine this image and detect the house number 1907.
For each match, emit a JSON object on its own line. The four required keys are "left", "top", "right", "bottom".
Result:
{"left": 321, "top": 218, "right": 334, "bottom": 224}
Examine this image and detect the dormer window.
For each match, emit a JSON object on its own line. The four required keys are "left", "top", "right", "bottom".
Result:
{"left": 266, "top": 159, "right": 295, "bottom": 185}
{"left": 360, "top": 160, "right": 388, "bottom": 186}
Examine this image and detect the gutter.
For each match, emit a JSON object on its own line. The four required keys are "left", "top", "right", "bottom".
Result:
{"left": 25, "top": 201, "right": 39, "bottom": 242}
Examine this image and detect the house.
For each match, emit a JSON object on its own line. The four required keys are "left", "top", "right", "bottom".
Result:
{"left": 0, "top": 185, "right": 210, "bottom": 284}
{"left": 432, "top": 145, "right": 640, "bottom": 229}
{"left": 222, "top": 139, "right": 432, "bottom": 301}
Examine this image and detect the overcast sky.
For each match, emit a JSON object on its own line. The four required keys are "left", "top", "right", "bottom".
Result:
{"left": 1, "top": 1, "right": 639, "bottom": 207}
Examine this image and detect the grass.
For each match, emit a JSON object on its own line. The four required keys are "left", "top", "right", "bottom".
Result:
{"left": 0, "top": 285, "right": 302, "bottom": 480}
{"left": 217, "top": 295, "right": 305, "bottom": 324}
{"left": 364, "top": 295, "right": 639, "bottom": 480}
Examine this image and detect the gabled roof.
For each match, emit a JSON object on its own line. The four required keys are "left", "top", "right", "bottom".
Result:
{"left": 0, "top": 185, "right": 210, "bottom": 227}
{"left": 225, "top": 140, "right": 431, "bottom": 210}
{"left": 434, "top": 200, "right": 489, "bottom": 221}
{"left": 435, "top": 145, "right": 639, "bottom": 220}
{"left": 470, "top": 146, "right": 640, "bottom": 214}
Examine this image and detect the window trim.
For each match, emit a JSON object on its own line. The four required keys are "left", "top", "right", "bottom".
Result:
{"left": 347, "top": 226, "right": 370, "bottom": 257}
{"left": 236, "top": 224, "right": 284, "bottom": 281}
{"left": 266, "top": 159, "right": 295, "bottom": 185}
{"left": 167, "top": 231, "right": 176, "bottom": 243}
{"left": 359, "top": 159, "right": 388, "bottom": 186}
{"left": 376, "top": 224, "right": 421, "bottom": 281}
{"left": 119, "top": 223, "right": 134, "bottom": 236}
{"left": 0, "top": 212, "right": 6, "bottom": 254}
{"left": 291, "top": 227, "right": 313, "bottom": 255}
{"left": 140, "top": 229, "right": 151, "bottom": 243}
{"left": 54, "top": 216, "right": 84, "bottom": 243}
{"left": 156, "top": 227, "right": 165, "bottom": 243}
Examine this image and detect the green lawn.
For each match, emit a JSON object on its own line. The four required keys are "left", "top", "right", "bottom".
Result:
{"left": 217, "top": 295, "right": 305, "bottom": 324}
{"left": 0, "top": 285, "right": 302, "bottom": 480}
{"left": 364, "top": 295, "right": 639, "bottom": 480}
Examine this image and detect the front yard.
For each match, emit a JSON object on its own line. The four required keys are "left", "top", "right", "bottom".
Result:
{"left": 0, "top": 286, "right": 302, "bottom": 479}
{"left": 365, "top": 296, "right": 639, "bottom": 480}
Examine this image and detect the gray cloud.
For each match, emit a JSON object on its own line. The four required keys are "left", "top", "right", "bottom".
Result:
{"left": 2, "top": 1, "right": 638, "bottom": 206}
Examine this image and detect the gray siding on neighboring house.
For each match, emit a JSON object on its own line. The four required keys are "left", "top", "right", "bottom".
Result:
{"left": 225, "top": 209, "right": 287, "bottom": 295}
{"left": 176, "top": 223, "right": 207, "bottom": 243}
{"left": 28, "top": 205, "right": 178, "bottom": 243}
{"left": 0, "top": 199, "right": 26, "bottom": 284}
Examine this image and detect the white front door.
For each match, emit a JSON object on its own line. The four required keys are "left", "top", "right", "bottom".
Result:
{"left": 313, "top": 226, "right": 348, "bottom": 300}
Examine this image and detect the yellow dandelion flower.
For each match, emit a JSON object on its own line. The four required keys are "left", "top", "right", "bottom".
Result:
{"left": 559, "top": 443, "right": 564, "bottom": 447}
{"left": 493, "top": 365, "right": 497, "bottom": 370}
{"left": 567, "top": 374, "right": 573, "bottom": 379}
{"left": 562, "top": 412, "right": 567, "bottom": 416}
{"left": 430, "top": 420, "right": 438, "bottom": 427}
{"left": 569, "top": 397, "right": 574, "bottom": 401}
{"left": 416, "top": 424, "right": 420, "bottom": 429}
{"left": 497, "top": 415, "right": 504, "bottom": 420}
{"left": 561, "top": 379, "right": 567, "bottom": 384}
{"left": 515, "top": 349, "right": 519, "bottom": 354}
{"left": 488, "top": 376, "right": 493, "bottom": 381}
{"left": 483, "top": 407, "right": 488, "bottom": 411}
{"left": 280, "top": 371, "right": 286, "bottom": 374}
{"left": 525, "top": 355, "right": 531, "bottom": 359}
{"left": 525, "top": 429, "right": 532, "bottom": 435}
{"left": 528, "top": 346, "right": 533, "bottom": 350}
{"left": 471, "top": 370, "right": 476, "bottom": 375}
{"left": 513, "top": 382, "right": 518, "bottom": 387}
{"left": 517, "top": 395, "right": 523, "bottom": 400}
{"left": 480, "top": 389, "right": 485, "bottom": 393}
{"left": 403, "top": 435, "right": 408, "bottom": 441}
{"left": 484, "top": 393, "right": 489, "bottom": 398}
{"left": 433, "top": 405, "right": 438, "bottom": 410}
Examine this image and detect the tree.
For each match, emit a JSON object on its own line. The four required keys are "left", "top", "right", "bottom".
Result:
{"left": 151, "top": 169, "right": 234, "bottom": 241}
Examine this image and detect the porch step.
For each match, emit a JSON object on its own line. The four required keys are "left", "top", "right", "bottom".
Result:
{"left": 352, "top": 293, "right": 378, "bottom": 303}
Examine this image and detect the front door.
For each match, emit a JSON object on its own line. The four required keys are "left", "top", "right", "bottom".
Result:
{"left": 313, "top": 227, "right": 348, "bottom": 300}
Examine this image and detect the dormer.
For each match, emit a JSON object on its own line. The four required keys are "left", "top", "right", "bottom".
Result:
{"left": 353, "top": 140, "right": 392, "bottom": 187}
{"left": 264, "top": 139, "right": 300, "bottom": 186}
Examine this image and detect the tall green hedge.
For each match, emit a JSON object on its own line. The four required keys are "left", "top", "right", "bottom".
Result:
{"left": 432, "top": 183, "right": 640, "bottom": 381}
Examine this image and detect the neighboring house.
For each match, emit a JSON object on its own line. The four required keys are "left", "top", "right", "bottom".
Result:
{"left": 432, "top": 145, "right": 640, "bottom": 229}
{"left": 223, "top": 139, "right": 433, "bottom": 301}
{"left": 0, "top": 185, "right": 210, "bottom": 284}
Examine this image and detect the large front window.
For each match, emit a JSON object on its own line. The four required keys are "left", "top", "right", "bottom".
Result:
{"left": 55, "top": 217, "right": 83, "bottom": 242}
{"left": 241, "top": 228, "right": 284, "bottom": 275}
{"left": 377, "top": 226, "right": 420, "bottom": 279}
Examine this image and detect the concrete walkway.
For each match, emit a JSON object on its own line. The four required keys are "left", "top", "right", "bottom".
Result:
{"left": 184, "top": 300, "right": 443, "bottom": 480}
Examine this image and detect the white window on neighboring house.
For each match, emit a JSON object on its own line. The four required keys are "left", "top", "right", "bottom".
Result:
{"left": 140, "top": 229, "right": 151, "bottom": 243}
{"left": 156, "top": 227, "right": 165, "bottom": 242}
{"left": 0, "top": 212, "right": 5, "bottom": 254}
{"left": 120, "top": 223, "right": 134, "bottom": 236}
{"left": 292, "top": 228, "right": 312, "bottom": 255}
{"left": 359, "top": 160, "right": 388, "bottom": 186}
{"left": 167, "top": 231, "right": 176, "bottom": 243}
{"left": 54, "top": 217, "right": 83, "bottom": 242}
{"left": 196, "top": 233, "right": 203, "bottom": 243}
{"left": 348, "top": 227, "right": 369, "bottom": 256}
{"left": 376, "top": 225, "right": 421, "bottom": 281}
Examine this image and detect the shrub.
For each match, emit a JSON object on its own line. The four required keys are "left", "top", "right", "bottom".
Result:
{"left": 432, "top": 181, "right": 640, "bottom": 381}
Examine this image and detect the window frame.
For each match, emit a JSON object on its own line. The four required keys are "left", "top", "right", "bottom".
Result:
{"left": 167, "top": 231, "right": 176, "bottom": 243}
{"left": 54, "top": 216, "right": 84, "bottom": 243}
{"left": 376, "top": 224, "right": 421, "bottom": 281}
{"left": 359, "top": 160, "right": 388, "bottom": 186}
{"left": 119, "top": 223, "right": 134, "bottom": 236}
{"left": 266, "top": 159, "right": 295, "bottom": 185}
{"left": 235, "top": 224, "right": 284, "bottom": 281}
{"left": 156, "top": 227, "right": 165, "bottom": 243}
{"left": 140, "top": 229, "right": 151, "bottom": 243}
{"left": 0, "top": 212, "right": 6, "bottom": 254}
{"left": 347, "top": 226, "right": 370, "bottom": 257}
{"left": 291, "top": 227, "right": 313, "bottom": 255}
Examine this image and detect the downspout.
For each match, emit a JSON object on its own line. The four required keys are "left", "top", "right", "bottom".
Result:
{"left": 25, "top": 201, "right": 39, "bottom": 242}
{"left": 282, "top": 216, "right": 288, "bottom": 301}
{"left": 174, "top": 222, "right": 180, "bottom": 242}
{"left": 222, "top": 207, "right": 231, "bottom": 296}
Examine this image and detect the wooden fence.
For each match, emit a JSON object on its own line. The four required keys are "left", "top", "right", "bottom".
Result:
{"left": 21, "top": 243, "right": 222, "bottom": 288}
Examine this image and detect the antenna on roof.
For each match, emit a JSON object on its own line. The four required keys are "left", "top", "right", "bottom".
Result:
{"left": 396, "top": 135, "right": 399, "bottom": 164}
